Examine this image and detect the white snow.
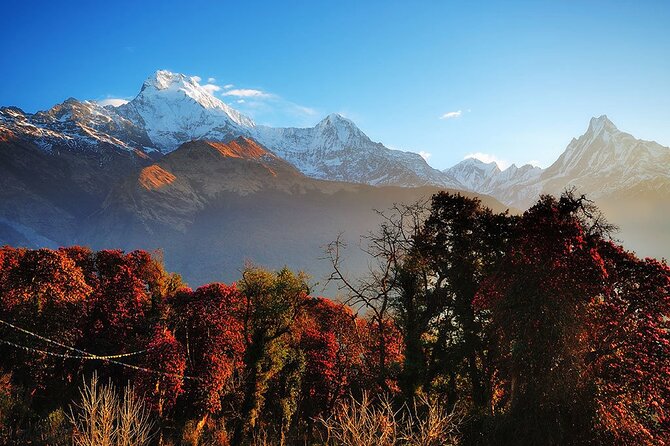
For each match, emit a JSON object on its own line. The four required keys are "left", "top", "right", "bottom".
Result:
{"left": 116, "top": 70, "right": 255, "bottom": 152}
{"left": 4, "top": 70, "right": 668, "bottom": 202}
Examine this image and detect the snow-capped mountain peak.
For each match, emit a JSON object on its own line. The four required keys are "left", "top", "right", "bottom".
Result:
{"left": 462, "top": 157, "right": 501, "bottom": 172}
{"left": 587, "top": 114, "right": 618, "bottom": 135}
{"left": 311, "top": 113, "right": 368, "bottom": 144}
{"left": 444, "top": 157, "right": 543, "bottom": 198}
{"left": 317, "top": 113, "right": 354, "bottom": 127}
{"left": 547, "top": 115, "right": 639, "bottom": 179}
{"left": 445, "top": 158, "right": 501, "bottom": 191}
{"left": 139, "top": 70, "right": 249, "bottom": 119}
{"left": 115, "top": 70, "right": 255, "bottom": 152}
{"left": 0, "top": 97, "right": 154, "bottom": 154}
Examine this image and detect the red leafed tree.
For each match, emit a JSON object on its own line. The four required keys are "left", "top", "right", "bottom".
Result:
{"left": 475, "top": 194, "right": 610, "bottom": 445}
{"left": 585, "top": 241, "right": 670, "bottom": 445}
{"left": 0, "top": 247, "right": 92, "bottom": 391}
{"left": 84, "top": 250, "right": 156, "bottom": 355}
{"left": 0, "top": 248, "right": 91, "bottom": 326}
{"left": 476, "top": 192, "right": 670, "bottom": 445}
{"left": 356, "top": 316, "right": 404, "bottom": 395}
{"left": 59, "top": 246, "right": 99, "bottom": 287}
{"left": 299, "top": 298, "right": 363, "bottom": 419}
{"left": 136, "top": 327, "right": 186, "bottom": 417}
{"left": 169, "top": 283, "right": 246, "bottom": 416}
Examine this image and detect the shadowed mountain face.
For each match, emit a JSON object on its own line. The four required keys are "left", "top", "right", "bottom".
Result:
{"left": 85, "top": 137, "right": 508, "bottom": 286}
{"left": 0, "top": 77, "right": 505, "bottom": 286}
{"left": 0, "top": 120, "right": 153, "bottom": 248}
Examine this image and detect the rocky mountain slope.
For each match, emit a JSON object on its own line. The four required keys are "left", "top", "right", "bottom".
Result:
{"left": 446, "top": 115, "right": 669, "bottom": 206}
{"left": 85, "top": 137, "right": 507, "bottom": 285}
{"left": 444, "top": 115, "right": 670, "bottom": 259}
{"left": 254, "top": 113, "right": 457, "bottom": 186}
{"left": 0, "top": 70, "right": 462, "bottom": 189}
{"left": 0, "top": 107, "right": 153, "bottom": 247}
{"left": 1, "top": 69, "right": 668, "bottom": 278}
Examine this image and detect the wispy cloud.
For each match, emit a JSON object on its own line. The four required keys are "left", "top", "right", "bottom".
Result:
{"left": 419, "top": 151, "right": 432, "bottom": 161}
{"left": 189, "top": 75, "right": 224, "bottom": 95}
{"left": 190, "top": 74, "right": 317, "bottom": 125}
{"left": 97, "top": 97, "right": 129, "bottom": 107}
{"left": 290, "top": 103, "right": 318, "bottom": 116}
{"left": 201, "top": 83, "right": 221, "bottom": 94}
{"left": 232, "top": 96, "right": 318, "bottom": 126}
{"left": 440, "top": 110, "right": 462, "bottom": 120}
{"left": 464, "top": 152, "right": 510, "bottom": 169}
{"left": 222, "top": 88, "right": 272, "bottom": 98}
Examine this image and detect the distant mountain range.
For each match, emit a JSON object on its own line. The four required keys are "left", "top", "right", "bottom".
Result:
{"left": 0, "top": 70, "right": 667, "bottom": 284}
{"left": 446, "top": 115, "right": 670, "bottom": 208}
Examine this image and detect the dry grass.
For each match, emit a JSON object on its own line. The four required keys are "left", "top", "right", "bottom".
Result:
{"left": 318, "top": 392, "right": 462, "bottom": 446}
{"left": 68, "top": 372, "right": 155, "bottom": 446}
{"left": 399, "top": 395, "right": 463, "bottom": 446}
{"left": 319, "top": 392, "right": 399, "bottom": 446}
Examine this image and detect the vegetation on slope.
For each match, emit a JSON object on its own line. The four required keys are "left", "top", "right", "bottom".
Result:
{"left": 0, "top": 192, "right": 667, "bottom": 445}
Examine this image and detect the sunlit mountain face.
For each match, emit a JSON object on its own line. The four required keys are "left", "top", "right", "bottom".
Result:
{"left": 1, "top": 70, "right": 669, "bottom": 280}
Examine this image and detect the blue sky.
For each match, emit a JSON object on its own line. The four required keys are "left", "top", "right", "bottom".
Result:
{"left": 1, "top": 0, "right": 669, "bottom": 169}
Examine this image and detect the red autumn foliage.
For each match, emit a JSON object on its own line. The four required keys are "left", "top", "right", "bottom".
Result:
{"left": 476, "top": 195, "right": 670, "bottom": 445}
{"left": 169, "top": 283, "right": 246, "bottom": 415}
{"left": 0, "top": 247, "right": 91, "bottom": 389}
{"left": 0, "top": 188, "right": 668, "bottom": 446}
{"left": 87, "top": 250, "right": 153, "bottom": 341}
{"left": 136, "top": 327, "right": 186, "bottom": 417}
{"left": 585, "top": 241, "right": 670, "bottom": 445}
{"left": 299, "top": 298, "right": 363, "bottom": 418}
{"left": 356, "top": 316, "right": 404, "bottom": 394}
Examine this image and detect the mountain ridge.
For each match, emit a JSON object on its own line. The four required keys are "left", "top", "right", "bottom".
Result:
{"left": 1, "top": 70, "right": 669, "bottom": 264}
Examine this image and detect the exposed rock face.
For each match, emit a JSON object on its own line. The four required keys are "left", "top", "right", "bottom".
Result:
{"left": 0, "top": 106, "right": 154, "bottom": 248}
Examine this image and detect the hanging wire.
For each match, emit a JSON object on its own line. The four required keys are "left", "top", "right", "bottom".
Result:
{"left": 0, "top": 318, "right": 148, "bottom": 359}
{"left": 0, "top": 318, "right": 203, "bottom": 382}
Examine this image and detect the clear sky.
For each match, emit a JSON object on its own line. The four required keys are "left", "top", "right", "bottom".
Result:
{"left": 1, "top": 0, "right": 669, "bottom": 169}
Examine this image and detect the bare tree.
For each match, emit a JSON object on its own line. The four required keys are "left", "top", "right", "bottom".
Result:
{"left": 399, "top": 395, "right": 463, "bottom": 446}
{"left": 116, "top": 384, "right": 154, "bottom": 446}
{"left": 324, "top": 200, "right": 430, "bottom": 390}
